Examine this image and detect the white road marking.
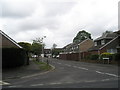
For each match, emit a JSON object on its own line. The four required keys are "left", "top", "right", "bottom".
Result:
{"left": 81, "top": 68, "right": 89, "bottom": 70}
{"left": 78, "top": 67, "right": 88, "bottom": 70}
{"left": 101, "top": 79, "right": 110, "bottom": 81}
{"left": 95, "top": 71, "right": 119, "bottom": 77}
{"left": 49, "top": 82, "right": 61, "bottom": 85}
{"left": 73, "top": 66, "right": 78, "bottom": 68}
{"left": 0, "top": 81, "right": 10, "bottom": 85}
{"left": 65, "top": 82, "right": 73, "bottom": 84}
{"left": 84, "top": 80, "right": 97, "bottom": 83}
{"left": 96, "top": 71, "right": 104, "bottom": 74}
{"left": 8, "top": 86, "right": 18, "bottom": 88}
{"left": 58, "top": 63, "right": 61, "bottom": 64}
{"left": 105, "top": 73, "right": 119, "bottom": 77}
{"left": 30, "top": 78, "right": 117, "bottom": 87}
{"left": 65, "top": 64, "right": 71, "bottom": 67}
{"left": 31, "top": 84, "right": 44, "bottom": 86}
{"left": 70, "top": 65, "right": 89, "bottom": 70}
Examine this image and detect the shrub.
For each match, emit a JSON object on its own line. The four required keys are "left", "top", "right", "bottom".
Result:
{"left": 90, "top": 54, "right": 99, "bottom": 60}
{"left": 114, "top": 53, "right": 120, "bottom": 61}
{"left": 100, "top": 52, "right": 113, "bottom": 60}
{"left": 85, "top": 55, "right": 91, "bottom": 60}
{"left": 2, "top": 48, "right": 28, "bottom": 68}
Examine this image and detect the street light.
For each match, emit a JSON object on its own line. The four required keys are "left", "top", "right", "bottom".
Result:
{"left": 41, "top": 36, "right": 46, "bottom": 62}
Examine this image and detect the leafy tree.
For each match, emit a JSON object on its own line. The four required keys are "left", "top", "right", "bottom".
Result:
{"left": 51, "top": 43, "right": 58, "bottom": 58}
{"left": 102, "top": 31, "right": 113, "bottom": 36}
{"left": 18, "top": 42, "right": 31, "bottom": 65}
{"left": 18, "top": 42, "right": 31, "bottom": 52}
{"left": 52, "top": 43, "right": 57, "bottom": 49}
{"left": 31, "top": 42, "right": 42, "bottom": 56}
{"left": 31, "top": 38, "right": 44, "bottom": 61}
{"left": 52, "top": 49, "right": 61, "bottom": 58}
{"left": 73, "top": 30, "right": 92, "bottom": 43}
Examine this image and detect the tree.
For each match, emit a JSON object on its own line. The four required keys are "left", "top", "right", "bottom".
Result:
{"left": 31, "top": 42, "right": 42, "bottom": 56}
{"left": 52, "top": 43, "right": 57, "bottom": 49}
{"left": 31, "top": 38, "right": 43, "bottom": 61}
{"left": 18, "top": 42, "right": 31, "bottom": 65}
{"left": 102, "top": 31, "right": 113, "bottom": 36}
{"left": 51, "top": 44, "right": 61, "bottom": 58}
{"left": 18, "top": 42, "right": 31, "bottom": 52}
{"left": 73, "top": 30, "right": 92, "bottom": 43}
{"left": 52, "top": 49, "right": 61, "bottom": 58}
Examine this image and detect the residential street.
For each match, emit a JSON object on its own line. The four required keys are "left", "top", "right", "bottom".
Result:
{"left": 2, "top": 58, "right": 119, "bottom": 88}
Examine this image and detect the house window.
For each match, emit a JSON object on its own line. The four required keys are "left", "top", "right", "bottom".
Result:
{"left": 101, "top": 40, "right": 105, "bottom": 45}
{"left": 71, "top": 47, "right": 73, "bottom": 50}
{"left": 76, "top": 46, "right": 78, "bottom": 49}
{"left": 94, "top": 42, "right": 97, "bottom": 46}
{"left": 107, "top": 49, "right": 117, "bottom": 54}
{"left": 73, "top": 47, "right": 74, "bottom": 50}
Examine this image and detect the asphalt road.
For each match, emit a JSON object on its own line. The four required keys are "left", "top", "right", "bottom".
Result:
{"left": 2, "top": 58, "right": 120, "bottom": 88}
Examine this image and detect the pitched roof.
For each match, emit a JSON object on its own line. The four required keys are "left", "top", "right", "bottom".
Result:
{"left": 63, "top": 43, "right": 72, "bottom": 49}
{"left": 63, "top": 38, "right": 92, "bottom": 49}
{"left": 0, "top": 30, "right": 22, "bottom": 48}
{"left": 88, "top": 45, "right": 103, "bottom": 51}
{"left": 89, "top": 36, "right": 119, "bottom": 51}
{"left": 94, "top": 32, "right": 117, "bottom": 41}
{"left": 100, "top": 36, "right": 119, "bottom": 50}
{"left": 114, "top": 30, "right": 120, "bottom": 35}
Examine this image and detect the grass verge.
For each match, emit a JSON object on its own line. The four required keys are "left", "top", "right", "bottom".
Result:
{"left": 33, "top": 60, "right": 52, "bottom": 71}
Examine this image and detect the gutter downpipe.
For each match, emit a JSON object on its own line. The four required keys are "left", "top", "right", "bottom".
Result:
{"left": 98, "top": 49, "right": 101, "bottom": 60}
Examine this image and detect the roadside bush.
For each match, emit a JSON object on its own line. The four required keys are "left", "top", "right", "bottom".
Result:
{"left": 2, "top": 48, "right": 28, "bottom": 68}
{"left": 100, "top": 53, "right": 113, "bottom": 60}
{"left": 114, "top": 53, "right": 120, "bottom": 61}
{"left": 90, "top": 54, "right": 99, "bottom": 60}
{"left": 84, "top": 55, "right": 91, "bottom": 60}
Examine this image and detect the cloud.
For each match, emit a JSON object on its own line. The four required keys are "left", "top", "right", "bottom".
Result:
{"left": 1, "top": 0, "right": 119, "bottom": 48}
{"left": 1, "top": 0, "right": 37, "bottom": 18}
{"left": 44, "top": 2, "right": 77, "bottom": 17}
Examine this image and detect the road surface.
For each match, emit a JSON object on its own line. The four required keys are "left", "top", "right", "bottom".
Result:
{"left": 2, "top": 58, "right": 120, "bottom": 88}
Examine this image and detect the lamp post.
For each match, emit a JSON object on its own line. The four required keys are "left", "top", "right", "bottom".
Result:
{"left": 41, "top": 36, "right": 46, "bottom": 62}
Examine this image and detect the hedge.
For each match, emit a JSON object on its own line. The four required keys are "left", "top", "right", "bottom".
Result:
{"left": 90, "top": 54, "right": 99, "bottom": 60}
{"left": 2, "top": 48, "right": 28, "bottom": 68}
{"left": 113, "top": 53, "right": 120, "bottom": 61}
{"left": 100, "top": 53, "right": 120, "bottom": 61}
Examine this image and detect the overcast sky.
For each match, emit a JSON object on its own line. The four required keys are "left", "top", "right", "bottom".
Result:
{"left": 0, "top": 0, "right": 119, "bottom": 48}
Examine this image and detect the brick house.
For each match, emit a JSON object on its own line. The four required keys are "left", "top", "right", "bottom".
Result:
{"left": 1, "top": 30, "right": 29, "bottom": 67}
{"left": 0, "top": 30, "right": 22, "bottom": 48}
{"left": 59, "top": 38, "right": 94, "bottom": 61}
{"left": 88, "top": 31, "right": 120, "bottom": 55}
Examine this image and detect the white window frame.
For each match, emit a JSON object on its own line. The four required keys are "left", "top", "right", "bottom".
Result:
{"left": 107, "top": 49, "right": 117, "bottom": 54}
{"left": 94, "top": 42, "right": 97, "bottom": 46}
{"left": 101, "top": 40, "right": 105, "bottom": 45}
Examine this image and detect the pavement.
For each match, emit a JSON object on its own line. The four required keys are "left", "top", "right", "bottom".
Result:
{"left": 2, "top": 60, "right": 45, "bottom": 80}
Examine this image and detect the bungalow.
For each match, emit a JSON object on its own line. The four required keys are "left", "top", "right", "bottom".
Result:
{"left": 59, "top": 38, "right": 94, "bottom": 61}
{"left": 88, "top": 30, "right": 120, "bottom": 55}
{"left": 0, "top": 30, "right": 29, "bottom": 68}
{"left": 0, "top": 30, "right": 22, "bottom": 48}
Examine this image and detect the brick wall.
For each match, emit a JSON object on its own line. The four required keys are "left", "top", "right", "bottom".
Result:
{"left": 89, "top": 50, "right": 99, "bottom": 55}
{"left": 79, "top": 39, "right": 94, "bottom": 52}
{"left": 59, "top": 53, "right": 79, "bottom": 61}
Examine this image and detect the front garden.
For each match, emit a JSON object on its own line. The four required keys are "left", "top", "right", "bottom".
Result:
{"left": 81, "top": 53, "right": 120, "bottom": 65}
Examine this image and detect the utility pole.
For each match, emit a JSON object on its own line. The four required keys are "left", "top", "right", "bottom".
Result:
{"left": 41, "top": 36, "right": 46, "bottom": 62}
